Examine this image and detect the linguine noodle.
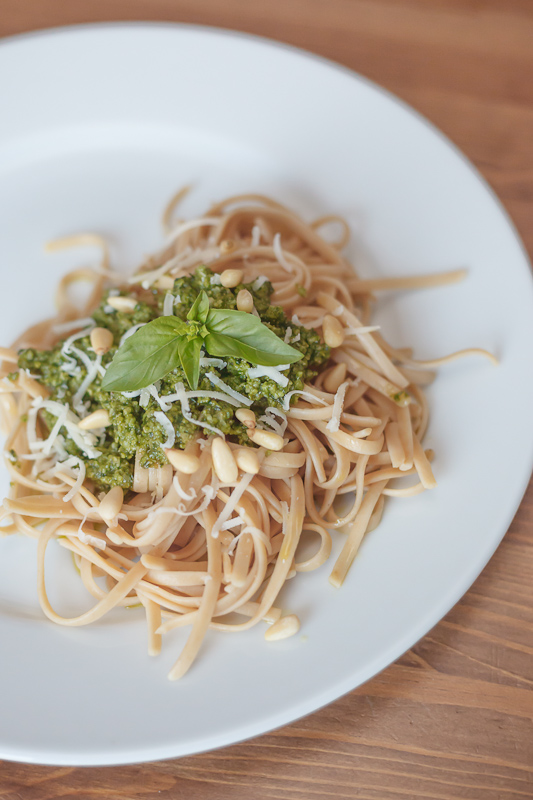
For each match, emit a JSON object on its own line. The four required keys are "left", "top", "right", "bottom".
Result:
{"left": 0, "top": 193, "right": 496, "bottom": 679}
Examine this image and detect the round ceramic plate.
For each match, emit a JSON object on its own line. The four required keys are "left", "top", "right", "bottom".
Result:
{"left": 0, "top": 23, "right": 532, "bottom": 767}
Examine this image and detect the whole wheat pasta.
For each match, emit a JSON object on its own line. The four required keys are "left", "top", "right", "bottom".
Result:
{"left": 0, "top": 192, "right": 495, "bottom": 679}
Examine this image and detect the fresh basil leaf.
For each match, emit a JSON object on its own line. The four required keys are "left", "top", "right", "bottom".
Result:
{"left": 205, "top": 309, "right": 302, "bottom": 366}
{"left": 178, "top": 336, "right": 202, "bottom": 390}
{"left": 101, "top": 317, "right": 186, "bottom": 391}
{"left": 187, "top": 290, "right": 210, "bottom": 324}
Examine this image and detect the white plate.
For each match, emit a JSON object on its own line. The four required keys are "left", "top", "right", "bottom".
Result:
{"left": 0, "top": 23, "right": 532, "bottom": 767}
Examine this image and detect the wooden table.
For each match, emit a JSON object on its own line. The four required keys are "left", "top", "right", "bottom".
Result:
{"left": 1, "top": 2, "right": 532, "bottom": 798}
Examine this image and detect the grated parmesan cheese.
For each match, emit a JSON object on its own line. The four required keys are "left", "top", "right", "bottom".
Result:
{"left": 120, "top": 323, "right": 146, "bottom": 346}
{"left": 61, "top": 325, "right": 95, "bottom": 357}
{"left": 153, "top": 411, "right": 175, "bottom": 449}
{"left": 162, "top": 293, "right": 174, "bottom": 316}
{"left": 251, "top": 225, "right": 261, "bottom": 248}
{"left": 205, "top": 372, "right": 252, "bottom": 406}
{"left": 273, "top": 233, "right": 293, "bottom": 273}
{"left": 62, "top": 457, "right": 86, "bottom": 503}
{"left": 212, "top": 469, "right": 258, "bottom": 539}
{"left": 200, "top": 356, "right": 227, "bottom": 369}
{"left": 259, "top": 407, "right": 288, "bottom": 436}
{"left": 252, "top": 275, "right": 268, "bottom": 291}
{"left": 171, "top": 382, "right": 225, "bottom": 437}
{"left": 173, "top": 473, "right": 197, "bottom": 502}
{"left": 71, "top": 354, "right": 102, "bottom": 416}
{"left": 326, "top": 381, "right": 349, "bottom": 432}
{"left": 53, "top": 317, "right": 95, "bottom": 335}
{"left": 282, "top": 390, "right": 329, "bottom": 411}
{"left": 248, "top": 364, "right": 289, "bottom": 388}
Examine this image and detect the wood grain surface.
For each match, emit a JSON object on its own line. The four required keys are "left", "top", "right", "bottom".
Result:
{"left": 1, "top": 2, "right": 532, "bottom": 798}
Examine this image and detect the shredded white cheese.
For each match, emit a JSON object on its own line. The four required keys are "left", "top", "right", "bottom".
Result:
{"left": 248, "top": 364, "right": 289, "bottom": 388}
{"left": 140, "top": 387, "right": 150, "bottom": 408}
{"left": 71, "top": 354, "right": 102, "bottom": 416}
{"left": 162, "top": 293, "right": 174, "bottom": 316}
{"left": 205, "top": 372, "right": 252, "bottom": 406}
{"left": 171, "top": 382, "right": 225, "bottom": 437}
{"left": 259, "top": 407, "right": 288, "bottom": 436}
{"left": 153, "top": 411, "right": 175, "bottom": 449}
{"left": 62, "top": 457, "right": 86, "bottom": 503}
{"left": 41, "top": 404, "right": 69, "bottom": 456}
{"left": 78, "top": 514, "right": 106, "bottom": 549}
{"left": 220, "top": 515, "right": 244, "bottom": 532}
{"left": 31, "top": 399, "right": 101, "bottom": 459}
{"left": 200, "top": 357, "right": 227, "bottom": 369}
{"left": 210, "top": 273, "right": 222, "bottom": 286}
{"left": 120, "top": 323, "right": 146, "bottom": 346}
{"left": 162, "top": 386, "right": 245, "bottom": 410}
{"left": 173, "top": 473, "right": 197, "bottom": 502}
{"left": 149, "top": 383, "right": 172, "bottom": 413}
{"left": 212, "top": 469, "right": 257, "bottom": 539}
{"left": 53, "top": 317, "right": 95, "bottom": 335}
{"left": 326, "top": 381, "right": 349, "bottom": 432}
{"left": 284, "top": 327, "right": 293, "bottom": 343}
{"left": 59, "top": 355, "right": 81, "bottom": 377}
{"left": 252, "top": 275, "right": 268, "bottom": 291}
{"left": 282, "top": 390, "right": 329, "bottom": 411}
{"left": 61, "top": 325, "right": 95, "bottom": 356}
{"left": 251, "top": 225, "right": 261, "bottom": 248}
{"left": 273, "top": 233, "right": 293, "bottom": 273}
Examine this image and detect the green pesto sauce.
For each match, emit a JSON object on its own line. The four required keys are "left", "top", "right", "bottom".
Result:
{"left": 18, "top": 266, "right": 330, "bottom": 491}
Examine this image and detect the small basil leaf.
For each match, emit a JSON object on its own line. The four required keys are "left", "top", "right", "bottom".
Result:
{"left": 205, "top": 309, "right": 302, "bottom": 366}
{"left": 101, "top": 317, "right": 186, "bottom": 391}
{"left": 178, "top": 336, "right": 202, "bottom": 390}
{"left": 187, "top": 290, "right": 210, "bottom": 324}
{"left": 204, "top": 331, "right": 296, "bottom": 367}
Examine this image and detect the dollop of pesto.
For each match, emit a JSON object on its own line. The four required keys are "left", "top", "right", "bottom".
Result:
{"left": 18, "top": 266, "right": 329, "bottom": 490}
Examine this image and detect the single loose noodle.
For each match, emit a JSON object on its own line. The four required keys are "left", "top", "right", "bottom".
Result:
{"left": 0, "top": 193, "right": 496, "bottom": 679}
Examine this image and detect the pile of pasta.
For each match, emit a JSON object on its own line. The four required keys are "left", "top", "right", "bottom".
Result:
{"left": 0, "top": 193, "right": 495, "bottom": 679}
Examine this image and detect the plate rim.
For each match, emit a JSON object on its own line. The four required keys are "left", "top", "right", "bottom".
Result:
{"left": 0, "top": 21, "right": 532, "bottom": 766}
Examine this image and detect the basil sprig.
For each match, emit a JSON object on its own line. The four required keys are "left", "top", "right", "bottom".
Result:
{"left": 101, "top": 291, "right": 302, "bottom": 391}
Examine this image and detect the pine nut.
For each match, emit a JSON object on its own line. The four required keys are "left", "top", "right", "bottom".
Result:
{"left": 235, "top": 448, "right": 260, "bottom": 475}
{"left": 98, "top": 486, "right": 123, "bottom": 523}
{"left": 211, "top": 437, "right": 238, "bottom": 483}
{"left": 220, "top": 269, "right": 243, "bottom": 289}
{"left": 235, "top": 408, "right": 256, "bottom": 429}
{"left": 219, "top": 239, "right": 236, "bottom": 254}
{"left": 236, "top": 289, "right": 254, "bottom": 313}
{"left": 322, "top": 314, "right": 345, "bottom": 348}
{"left": 264, "top": 614, "right": 300, "bottom": 641}
{"left": 165, "top": 448, "right": 200, "bottom": 474}
{"left": 323, "top": 362, "right": 347, "bottom": 394}
{"left": 90, "top": 327, "right": 114, "bottom": 355}
{"left": 106, "top": 296, "right": 137, "bottom": 313}
{"left": 247, "top": 428, "right": 284, "bottom": 451}
{"left": 155, "top": 275, "right": 174, "bottom": 290}
{"left": 78, "top": 409, "right": 111, "bottom": 430}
